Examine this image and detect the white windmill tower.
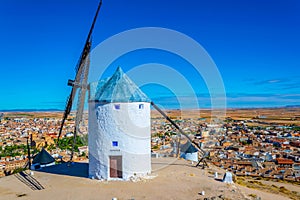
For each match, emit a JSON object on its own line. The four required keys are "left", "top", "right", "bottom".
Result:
{"left": 88, "top": 67, "right": 151, "bottom": 180}
{"left": 55, "top": 0, "right": 209, "bottom": 181}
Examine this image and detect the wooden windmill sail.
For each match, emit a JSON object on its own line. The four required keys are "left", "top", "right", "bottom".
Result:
{"left": 57, "top": 0, "right": 103, "bottom": 161}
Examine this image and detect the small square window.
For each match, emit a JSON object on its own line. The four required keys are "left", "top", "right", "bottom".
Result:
{"left": 139, "top": 104, "right": 144, "bottom": 109}
{"left": 112, "top": 141, "right": 118, "bottom": 147}
{"left": 114, "top": 104, "right": 120, "bottom": 110}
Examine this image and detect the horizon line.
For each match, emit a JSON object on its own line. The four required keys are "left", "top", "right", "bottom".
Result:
{"left": 1, "top": 105, "right": 299, "bottom": 113}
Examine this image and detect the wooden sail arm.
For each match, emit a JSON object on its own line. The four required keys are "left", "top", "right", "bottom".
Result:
{"left": 150, "top": 102, "right": 206, "bottom": 155}
{"left": 57, "top": 0, "right": 103, "bottom": 142}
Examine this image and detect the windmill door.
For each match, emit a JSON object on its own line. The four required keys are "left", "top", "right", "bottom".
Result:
{"left": 109, "top": 156, "right": 122, "bottom": 178}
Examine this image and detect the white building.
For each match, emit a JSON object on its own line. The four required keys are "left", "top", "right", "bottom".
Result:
{"left": 180, "top": 142, "right": 198, "bottom": 162}
{"left": 88, "top": 67, "right": 151, "bottom": 180}
{"left": 222, "top": 171, "right": 234, "bottom": 183}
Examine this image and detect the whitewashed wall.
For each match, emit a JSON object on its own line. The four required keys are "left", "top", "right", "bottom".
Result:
{"left": 180, "top": 152, "right": 198, "bottom": 162}
{"left": 88, "top": 102, "right": 151, "bottom": 180}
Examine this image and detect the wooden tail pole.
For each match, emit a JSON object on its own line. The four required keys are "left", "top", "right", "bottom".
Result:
{"left": 26, "top": 137, "right": 31, "bottom": 170}
{"left": 150, "top": 102, "right": 208, "bottom": 168}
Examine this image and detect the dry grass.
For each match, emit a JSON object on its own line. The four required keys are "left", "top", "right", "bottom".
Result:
{"left": 236, "top": 177, "right": 300, "bottom": 200}
{"left": 248, "top": 193, "right": 257, "bottom": 198}
{"left": 253, "top": 176, "right": 300, "bottom": 186}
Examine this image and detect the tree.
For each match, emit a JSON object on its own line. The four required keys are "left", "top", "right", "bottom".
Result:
{"left": 12, "top": 167, "right": 25, "bottom": 174}
{"left": 47, "top": 144, "right": 56, "bottom": 151}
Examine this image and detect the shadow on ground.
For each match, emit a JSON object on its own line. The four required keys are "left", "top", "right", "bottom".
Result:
{"left": 15, "top": 171, "right": 45, "bottom": 190}
{"left": 37, "top": 162, "right": 88, "bottom": 178}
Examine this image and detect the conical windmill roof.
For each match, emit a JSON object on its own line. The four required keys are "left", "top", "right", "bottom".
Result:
{"left": 181, "top": 142, "right": 198, "bottom": 153}
{"left": 89, "top": 78, "right": 108, "bottom": 101}
{"left": 91, "top": 67, "right": 150, "bottom": 103}
{"left": 32, "top": 148, "right": 55, "bottom": 165}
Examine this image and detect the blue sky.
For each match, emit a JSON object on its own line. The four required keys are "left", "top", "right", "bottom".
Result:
{"left": 0, "top": 0, "right": 299, "bottom": 110}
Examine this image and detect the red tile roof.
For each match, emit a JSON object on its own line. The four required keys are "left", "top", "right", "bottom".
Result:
{"left": 276, "top": 158, "right": 294, "bottom": 165}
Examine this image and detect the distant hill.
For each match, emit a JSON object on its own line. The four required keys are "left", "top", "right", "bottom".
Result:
{"left": 1, "top": 105, "right": 299, "bottom": 112}
{"left": 285, "top": 105, "right": 300, "bottom": 108}
{"left": 0, "top": 109, "right": 63, "bottom": 112}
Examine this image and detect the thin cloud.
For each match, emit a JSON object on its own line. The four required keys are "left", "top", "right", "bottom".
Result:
{"left": 253, "top": 78, "right": 288, "bottom": 85}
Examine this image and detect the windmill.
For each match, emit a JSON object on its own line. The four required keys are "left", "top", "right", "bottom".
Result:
{"left": 88, "top": 68, "right": 209, "bottom": 179}
{"left": 57, "top": 0, "right": 103, "bottom": 161}
{"left": 57, "top": 0, "right": 208, "bottom": 168}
